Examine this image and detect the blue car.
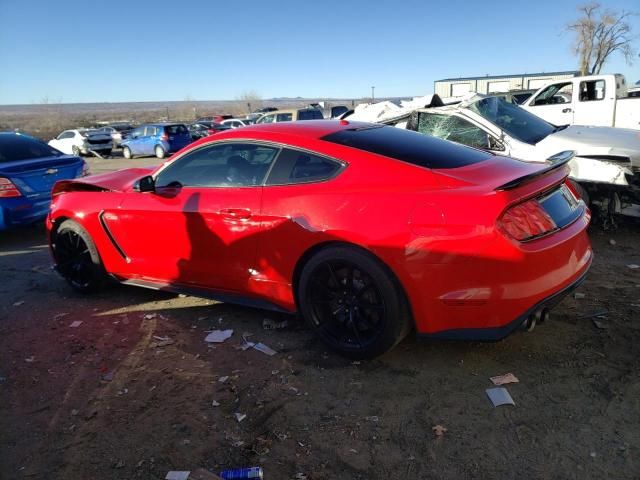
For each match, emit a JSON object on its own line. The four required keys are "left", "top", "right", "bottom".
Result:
{"left": 120, "top": 123, "right": 192, "bottom": 159}
{"left": 0, "top": 132, "right": 87, "bottom": 231}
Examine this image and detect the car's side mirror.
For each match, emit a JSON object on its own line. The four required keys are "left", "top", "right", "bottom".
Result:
{"left": 135, "top": 175, "right": 155, "bottom": 192}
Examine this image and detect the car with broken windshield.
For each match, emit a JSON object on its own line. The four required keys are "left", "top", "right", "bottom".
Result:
{"left": 388, "top": 95, "right": 640, "bottom": 224}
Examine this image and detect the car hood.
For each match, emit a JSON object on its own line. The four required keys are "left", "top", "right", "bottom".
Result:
{"left": 52, "top": 167, "right": 153, "bottom": 195}
{"left": 538, "top": 125, "right": 640, "bottom": 167}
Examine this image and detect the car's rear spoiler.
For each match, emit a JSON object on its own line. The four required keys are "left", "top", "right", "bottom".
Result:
{"left": 495, "top": 150, "right": 575, "bottom": 191}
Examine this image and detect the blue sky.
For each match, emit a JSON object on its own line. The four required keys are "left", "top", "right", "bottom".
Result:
{"left": 0, "top": 0, "right": 638, "bottom": 104}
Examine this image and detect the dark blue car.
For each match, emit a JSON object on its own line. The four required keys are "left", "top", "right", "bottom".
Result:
{"left": 120, "top": 123, "right": 192, "bottom": 159}
{"left": 0, "top": 132, "right": 87, "bottom": 231}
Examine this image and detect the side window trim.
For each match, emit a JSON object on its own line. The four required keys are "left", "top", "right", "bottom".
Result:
{"left": 265, "top": 147, "right": 346, "bottom": 186}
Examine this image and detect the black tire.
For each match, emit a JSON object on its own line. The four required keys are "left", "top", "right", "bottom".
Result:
{"left": 123, "top": 146, "right": 132, "bottom": 159}
{"left": 155, "top": 145, "right": 166, "bottom": 159}
{"left": 72, "top": 145, "right": 82, "bottom": 157}
{"left": 52, "top": 219, "right": 107, "bottom": 293}
{"left": 297, "top": 245, "right": 412, "bottom": 359}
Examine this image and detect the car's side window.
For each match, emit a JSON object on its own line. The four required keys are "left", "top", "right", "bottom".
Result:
{"left": 144, "top": 126, "right": 157, "bottom": 137}
{"left": 532, "top": 83, "right": 573, "bottom": 106}
{"left": 417, "top": 113, "right": 489, "bottom": 150}
{"left": 266, "top": 148, "right": 343, "bottom": 185}
{"left": 155, "top": 143, "right": 280, "bottom": 188}
{"left": 578, "top": 80, "right": 605, "bottom": 102}
{"left": 58, "top": 131, "right": 73, "bottom": 140}
{"left": 276, "top": 113, "right": 293, "bottom": 122}
{"left": 258, "top": 115, "right": 275, "bottom": 124}
{"left": 130, "top": 127, "right": 144, "bottom": 138}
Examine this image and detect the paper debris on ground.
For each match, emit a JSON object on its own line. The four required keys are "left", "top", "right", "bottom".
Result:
{"left": 627, "top": 264, "right": 639, "bottom": 269}
{"left": 490, "top": 373, "right": 519, "bottom": 386}
{"left": 578, "top": 309, "right": 608, "bottom": 320}
{"left": 218, "top": 376, "right": 229, "bottom": 383}
{"left": 69, "top": 320, "right": 83, "bottom": 328}
{"left": 486, "top": 387, "right": 515, "bottom": 407}
{"left": 253, "top": 342, "right": 277, "bottom": 356}
{"left": 235, "top": 412, "right": 247, "bottom": 422}
{"left": 204, "top": 329, "right": 234, "bottom": 343}
{"left": 143, "top": 313, "right": 157, "bottom": 319}
{"left": 592, "top": 319, "right": 609, "bottom": 330}
{"left": 13, "top": 301, "right": 24, "bottom": 307}
{"left": 432, "top": 424, "right": 448, "bottom": 437}
{"left": 212, "top": 400, "right": 220, "bottom": 407}
{"left": 574, "top": 292, "right": 586, "bottom": 299}
{"left": 263, "top": 318, "right": 289, "bottom": 330}
{"left": 165, "top": 471, "right": 190, "bottom": 480}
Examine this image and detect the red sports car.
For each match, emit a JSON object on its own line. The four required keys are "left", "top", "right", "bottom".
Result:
{"left": 47, "top": 121, "right": 592, "bottom": 358}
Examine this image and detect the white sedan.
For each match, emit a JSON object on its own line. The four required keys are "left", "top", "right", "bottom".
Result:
{"left": 48, "top": 129, "right": 113, "bottom": 157}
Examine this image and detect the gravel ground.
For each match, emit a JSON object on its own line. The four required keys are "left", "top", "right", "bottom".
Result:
{"left": 1, "top": 152, "right": 639, "bottom": 480}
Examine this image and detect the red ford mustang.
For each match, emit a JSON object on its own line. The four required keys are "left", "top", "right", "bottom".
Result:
{"left": 47, "top": 121, "right": 592, "bottom": 358}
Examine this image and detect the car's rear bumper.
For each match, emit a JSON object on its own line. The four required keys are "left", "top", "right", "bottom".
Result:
{"left": 404, "top": 207, "right": 593, "bottom": 338}
{"left": 0, "top": 196, "right": 50, "bottom": 231}
{"left": 417, "top": 259, "right": 591, "bottom": 341}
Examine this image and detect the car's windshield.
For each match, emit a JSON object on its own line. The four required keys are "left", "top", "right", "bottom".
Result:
{"left": 469, "top": 96, "right": 556, "bottom": 144}
{"left": 0, "top": 133, "right": 63, "bottom": 162}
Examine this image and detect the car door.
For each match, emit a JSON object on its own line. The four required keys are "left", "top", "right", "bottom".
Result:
{"left": 142, "top": 126, "right": 157, "bottom": 155}
{"left": 50, "top": 131, "right": 75, "bottom": 154}
{"left": 104, "top": 141, "right": 281, "bottom": 292}
{"left": 127, "top": 127, "right": 145, "bottom": 154}
{"left": 523, "top": 82, "right": 575, "bottom": 126}
{"left": 573, "top": 78, "right": 613, "bottom": 127}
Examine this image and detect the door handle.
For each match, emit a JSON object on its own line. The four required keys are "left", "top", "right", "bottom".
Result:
{"left": 219, "top": 208, "right": 251, "bottom": 220}
{"left": 562, "top": 108, "right": 572, "bottom": 113}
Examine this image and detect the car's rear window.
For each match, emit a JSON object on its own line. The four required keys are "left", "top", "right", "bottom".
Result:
{"left": 321, "top": 125, "right": 491, "bottom": 169}
{"left": 165, "top": 125, "right": 189, "bottom": 135}
{"left": 0, "top": 133, "right": 62, "bottom": 162}
{"left": 298, "top": 109, "right": 324, "bottom": 121}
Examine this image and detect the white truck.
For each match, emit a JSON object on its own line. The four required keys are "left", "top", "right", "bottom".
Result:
{"left": 520, "top": 74, "right": 640, "bottom": 130}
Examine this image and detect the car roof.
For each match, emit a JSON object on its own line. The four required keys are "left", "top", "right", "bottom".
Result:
{"left": 205, "top": 120, "right": 372, "bottom": 141}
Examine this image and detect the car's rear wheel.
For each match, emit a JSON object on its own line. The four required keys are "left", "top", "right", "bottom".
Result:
{"left": 72, "top": 146, "right": 82, "bottom": 157}
{"left": 297, "top": 246, "right": 412, "bottom": 359}
{"left": 155, "top": 145, "right": 166, "bottom": 159}
{"left": 52, "top": 219, "right": 107, "bottom": 293}
{"left": 123, "top": 146, "right": 132, "bottom": 159}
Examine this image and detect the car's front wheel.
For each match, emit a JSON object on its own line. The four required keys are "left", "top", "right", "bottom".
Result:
{"left": 155, "top": 145, "right": 166, "bottom": 159}
{"left": 52, "top": 219, "right": 108, "bottom": 293}
{"left": 297, "top": 245, "right": 412, "bottom": 359}
{"left": 122, "top": 146, "right": 132, "bottom": 159}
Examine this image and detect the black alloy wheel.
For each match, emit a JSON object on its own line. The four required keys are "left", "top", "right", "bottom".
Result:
{"left": 53, "top": 220, "right": 106, "bottom": 293}
{"left": 298, "top": 246, "right": 411, "bottom": 358}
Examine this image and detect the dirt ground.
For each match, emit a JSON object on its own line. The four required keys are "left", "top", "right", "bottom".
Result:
{"left": 1, "top": 153, "right": 639, "bottom": 480}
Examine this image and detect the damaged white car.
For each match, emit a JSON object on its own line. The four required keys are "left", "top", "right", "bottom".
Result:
{"left": 347, "top": 94, "right": 640, "bottom": 224}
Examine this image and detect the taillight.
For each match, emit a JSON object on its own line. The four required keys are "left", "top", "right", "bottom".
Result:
{"left": 499, "top": 199, "right": 557, "bottom": 241}
{"left": 160, "top": 131, "right": 169, "bottom": 141}
{"left": 0, "top": 177, "right": 21, "bottom": 198}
